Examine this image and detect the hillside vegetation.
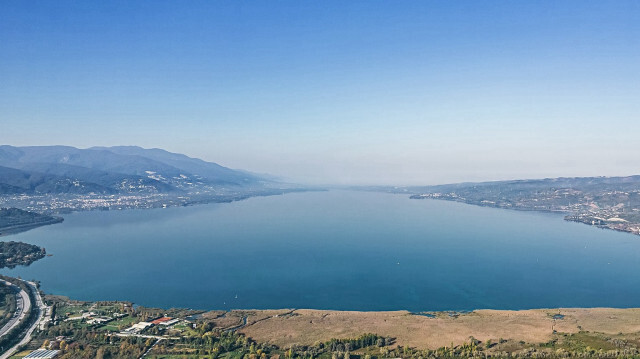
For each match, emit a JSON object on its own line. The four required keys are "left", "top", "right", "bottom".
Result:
{"left": 0, "top": 207, "right": 63, "bottom": 235}
{"left": 0, "top": 240, "right": 46, "bottom": 268}
{"left": 0, "top": 145, "right": 266, "bottom": 195}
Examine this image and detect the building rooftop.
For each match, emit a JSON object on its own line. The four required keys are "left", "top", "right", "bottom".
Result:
{"left": 24, "top": 349, "right": 60, "bottom": 358}
{"left": 151, "top": 317, "right": 173, "bottom": 325}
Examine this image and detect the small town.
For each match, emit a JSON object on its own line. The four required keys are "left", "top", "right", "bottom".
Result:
{"left": 411, "top": 183, "right": 640, "bottom": 236}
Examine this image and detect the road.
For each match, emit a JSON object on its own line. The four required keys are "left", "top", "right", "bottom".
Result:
{"left": 0, "top": 279, "right": 30, "bottom": 339}
{"left": 138, "top": 338, "right": 162, "bottom": 359}
{"left": 115, "top": 333, "right": 179, "bottom": 340}
{"left": 0, "top": 280, "right": 46, "bottom": 359}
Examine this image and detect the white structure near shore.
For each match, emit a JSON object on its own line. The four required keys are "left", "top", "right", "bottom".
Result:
{"left": 24, "top": 349, "right": 60, "bottom": 358}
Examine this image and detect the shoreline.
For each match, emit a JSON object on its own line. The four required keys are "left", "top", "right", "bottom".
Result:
{"left": 0, "top": 217, "right": 63, "bottom": 237}
{"left": 0, "top": 188, "right": 316, "bottom": 236}
{"left": 410, "top": 195, "right": 640, "bottom": 237}
{"left": 5, "top": 277, "right": 640, "bottom": 355}
{"left": 34, "top": 282, "right": 640, "bottom": 345}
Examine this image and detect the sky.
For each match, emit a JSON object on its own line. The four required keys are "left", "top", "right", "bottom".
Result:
{"left": 1, "top": 1, "right": 639, "bottom": 185}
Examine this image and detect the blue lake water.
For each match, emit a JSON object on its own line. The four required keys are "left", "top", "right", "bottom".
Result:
{"left": 3, "top": 190, "right": 640, "bottom": 311}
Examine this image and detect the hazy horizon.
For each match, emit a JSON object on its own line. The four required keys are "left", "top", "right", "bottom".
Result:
{"left": 2, "top": 1, "right": 639, "bottom": 186}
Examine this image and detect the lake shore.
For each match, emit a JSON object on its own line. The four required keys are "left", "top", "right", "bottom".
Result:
{"left": 0, "top": 217, "right": 63, "bottom": 237}
{"left": 30, "top": 288, "right": 640, "bottom": 355}
{"left": 17, "top": 287, "right": 640, "bottom": 358}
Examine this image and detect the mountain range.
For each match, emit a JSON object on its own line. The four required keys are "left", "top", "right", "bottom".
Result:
{"left": 0, "top": 145, "right": 266, "bottom": 195}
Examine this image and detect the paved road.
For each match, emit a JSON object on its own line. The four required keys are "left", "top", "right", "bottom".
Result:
{"left": 115, "top": 333, "right": 179, "bottom": 340}
{"left": 0, "top": 280, "right": 45, "bottom": 359}
{"left": 0, "top": 279, "right": 30, "bottom": 339}
{"left": 138, "top": 338, "right": 162, "bottom": 359}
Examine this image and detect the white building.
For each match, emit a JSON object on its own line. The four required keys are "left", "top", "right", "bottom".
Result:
{"left": 24, "top": 349, "right": 60, "bottom": 358}
{"left": 123, "top": 321, "right": 153, "bottom": 333}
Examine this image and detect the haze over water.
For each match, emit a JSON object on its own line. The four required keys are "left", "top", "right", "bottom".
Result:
{"left": 4, "top": 190, "right": 640, "bottom": 311}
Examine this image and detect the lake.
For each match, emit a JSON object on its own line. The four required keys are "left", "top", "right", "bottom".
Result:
{"left": 3, "top": 190, "right": 640, "bottom": 311}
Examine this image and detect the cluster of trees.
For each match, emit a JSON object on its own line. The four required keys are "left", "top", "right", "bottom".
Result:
{"left": 151, "top": 328, "right": 391, "bottom": 359}
{"left": 40, "top": 322, "right": 95, "bottom": 339}
{"left": 324, "top": 334, "right": 392, "bottom": 352}
{"left": 51, "top": 336, "right": 149, "bottom": 359}
{"left": 40, "top": 318, "right": 254, "bottom": 358}
{"left": 279, "top": 334, "right": 393, "bottom": 359}
{"left": 0, "top": 240, "right": 46, "bottom": 268}
{"left": 38, "top": 323, "right": 163, "bottom": 359}
{"left": 154, "top": 324, "right": 253, "bottom": 357}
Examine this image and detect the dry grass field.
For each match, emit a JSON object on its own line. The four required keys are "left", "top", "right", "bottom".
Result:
{"left": 208, "top": 308, "right": 640, "bottom": 349}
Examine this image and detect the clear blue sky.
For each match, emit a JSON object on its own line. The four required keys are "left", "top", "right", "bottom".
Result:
{"left": 1, "top": 1, "right": 639, "bottom": 185}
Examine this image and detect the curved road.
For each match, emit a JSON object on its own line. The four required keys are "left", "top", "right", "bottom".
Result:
{"left": 0, "top": 280, "right": 45, "bottom": 359}
{"left": 0, "top": 279, "right": 30, "bottom": 338}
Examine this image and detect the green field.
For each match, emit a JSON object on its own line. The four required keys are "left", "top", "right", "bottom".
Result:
{"left": 99, "top": 315, "right": 137, "bottom": 332}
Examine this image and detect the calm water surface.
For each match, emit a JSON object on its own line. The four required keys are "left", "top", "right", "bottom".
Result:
{"left": 3, "top": 190, "right": 640, "bottom": 311}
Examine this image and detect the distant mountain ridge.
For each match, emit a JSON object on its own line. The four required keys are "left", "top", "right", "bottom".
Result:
{"left": 90, "top": 146, "right": 254, "bottom": 185}
{"left": 0, "top": 145, "right": 265, "bottom": 195}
